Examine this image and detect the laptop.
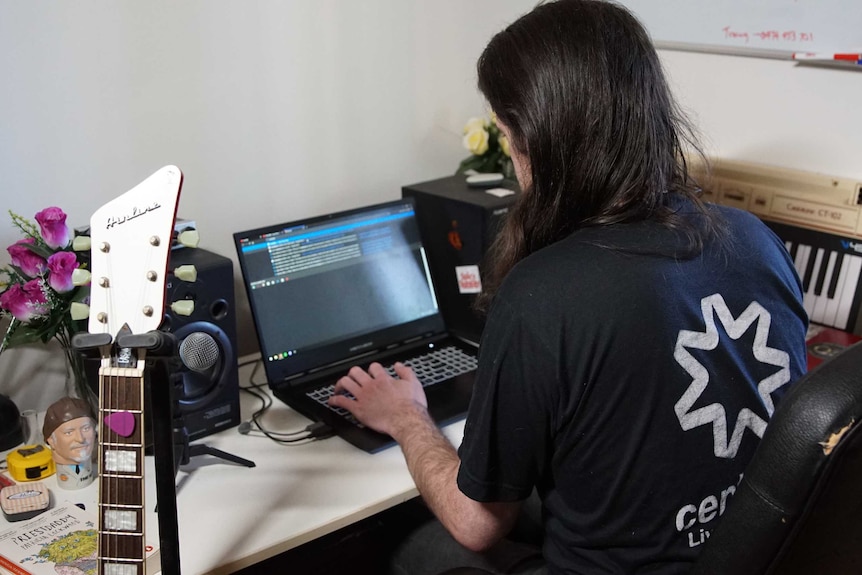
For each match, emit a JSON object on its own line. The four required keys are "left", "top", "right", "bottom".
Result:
{"left": 233, "top": 198, "right": 479, "bottom": 453}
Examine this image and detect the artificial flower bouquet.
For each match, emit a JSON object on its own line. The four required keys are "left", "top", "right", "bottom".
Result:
{"left": 456, "top": 115, "right": 515, "bottom": 179}
{"left": 0, "top": 208, "right": 91, "bottom": 353}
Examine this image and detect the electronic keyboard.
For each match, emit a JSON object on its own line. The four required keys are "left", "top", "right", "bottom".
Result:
{"left": 767, "top": 221, "right": 862, "bottom": 333}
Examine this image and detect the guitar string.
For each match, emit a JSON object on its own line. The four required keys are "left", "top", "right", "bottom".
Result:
{"left": 125, "top": 235, "right": 155, "bottom": 572}
{"left": 100, "top": 237, "right": 121, "bottom": 569}
{"left": 136, "top": 230, "right": 165, "bottom": 571}
{"left": 101, "top": 235, "right": 114, "bottom": 569}
{"left": 104, "top": 225, "right": 172, "bottom": 572}
{"left": 130, "top": 232, "right": 164, "bottom": 571}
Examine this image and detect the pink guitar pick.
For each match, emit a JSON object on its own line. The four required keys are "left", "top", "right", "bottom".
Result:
{"left": 104, "top": 411, "right": 136, "bottom": 437}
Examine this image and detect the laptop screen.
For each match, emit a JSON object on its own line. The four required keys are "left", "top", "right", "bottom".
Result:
{"left": 234, "top": 198, "right": 446, "bottom": 385}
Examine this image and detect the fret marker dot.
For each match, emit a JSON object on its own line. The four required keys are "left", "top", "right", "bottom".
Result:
{"left": 104, "top": 411, "right": 135, "bottom": 437}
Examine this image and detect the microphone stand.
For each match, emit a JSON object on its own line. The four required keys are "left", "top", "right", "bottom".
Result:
{"left": 136, "top": 332, "right": 253, "bottom": 574}
{"left": 170, "top": 380, "right": 255, "bottom": 470}
{"left": 147, "top": 356, "right": 183, "bottom": 575}
{"left": 142, "top": 332, "right": 255, "bottom": 575}
{"left": 170, "top": 338, "right": 255, "bottom": 470}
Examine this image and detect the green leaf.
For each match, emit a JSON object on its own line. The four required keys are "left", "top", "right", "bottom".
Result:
{"left": 20, "top": 242, "right": 54, "bottom": 260}
{"left": 70, "top": 286, "right": 90, "bottom": 303}
{"left": 5, "top": 327, "right": 46, "bottom": 346}
{"left": 456, "top": 156, "right": 486, "bottom": 174}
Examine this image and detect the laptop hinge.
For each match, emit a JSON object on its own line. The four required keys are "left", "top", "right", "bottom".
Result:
{"left": 280, "top": 332, "right": 449, "bottom": 388}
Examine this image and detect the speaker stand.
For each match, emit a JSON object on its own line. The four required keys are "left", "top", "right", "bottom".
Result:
{"left": 173, "top": 423, "right": 256, "bottom": 469}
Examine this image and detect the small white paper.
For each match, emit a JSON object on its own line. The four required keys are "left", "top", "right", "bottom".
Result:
{"left": 485, "top": 187, "right": 515, "bottom": 198}
{"left": 456, "top": 265, "right": 483, "bottom": 294}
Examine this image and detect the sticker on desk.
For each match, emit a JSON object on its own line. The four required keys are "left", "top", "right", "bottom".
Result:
{"left": 456, "top": 265, "right": 482, "bottom": 294}
{"left": 485, "top": 187, "right": 515, "bottom": 198}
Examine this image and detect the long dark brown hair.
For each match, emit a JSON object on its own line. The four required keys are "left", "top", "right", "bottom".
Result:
{"left": 475, "top": 0, "right": 716, "bottom": 311}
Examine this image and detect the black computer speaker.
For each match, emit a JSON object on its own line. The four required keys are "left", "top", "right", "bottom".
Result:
{"left": 160, "top": 247, "right": 241, "bottom": 441}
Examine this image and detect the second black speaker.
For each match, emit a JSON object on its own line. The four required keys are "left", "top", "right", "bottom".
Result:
{"left": 161, "top": 247, "right": 241, "bottom": 441}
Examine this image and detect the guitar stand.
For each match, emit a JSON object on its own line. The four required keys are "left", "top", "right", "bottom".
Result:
{"left": 73, "top": 330, "right": 184, "bottom": 575}
{"left": 76, "top": 329, "right": 257, "bottom": 575}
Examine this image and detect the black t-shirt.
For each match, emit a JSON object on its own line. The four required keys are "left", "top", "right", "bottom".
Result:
{"left": 457, "top": 204, "right": 808, "bottom": 574}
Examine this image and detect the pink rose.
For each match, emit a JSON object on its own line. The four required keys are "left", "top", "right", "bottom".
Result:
{"left": 7, "top": 238, "right": 47, "bottom": 277}
{"left": 47, "top": 251, "right": 78, "bottom": 293}
{"left": 0, "top": 279, "right": 48, "bottom": 323}
{"left": 35, "top": 207, "right": 71, "bottom": 249}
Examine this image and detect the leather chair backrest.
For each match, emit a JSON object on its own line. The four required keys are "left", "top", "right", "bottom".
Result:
{"left": 690, "top": 341, "right": 862, "bottom": 575}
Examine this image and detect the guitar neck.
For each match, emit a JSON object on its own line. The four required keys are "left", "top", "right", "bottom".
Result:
{"left": 98, "top": 362, "right": 148, "bottom": 575}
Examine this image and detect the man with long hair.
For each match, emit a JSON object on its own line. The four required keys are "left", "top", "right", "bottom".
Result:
{"left": 330, "top": 1, "right": 808, "bottom": 572}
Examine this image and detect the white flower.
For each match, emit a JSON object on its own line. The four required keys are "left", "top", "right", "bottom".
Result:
{"left": 463, "top": 127, "right": 490, "bottom": 156}
{"left": 463, "top": 117, "right": 488, "bottom": 134}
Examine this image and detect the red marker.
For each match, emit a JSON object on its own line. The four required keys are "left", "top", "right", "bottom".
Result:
{"left": 792, "top": 52, "right": 862, "bottom": 64}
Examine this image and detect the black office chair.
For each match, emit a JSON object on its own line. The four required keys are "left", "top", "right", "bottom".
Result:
{"left": 690, "top": 339, "right": 862, "bottom": 574}
{"left": 439, "top": 340, "right": 862, "bottom": 575}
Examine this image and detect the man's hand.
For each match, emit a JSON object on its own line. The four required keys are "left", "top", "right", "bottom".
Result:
{"left": 329, "top": 362, "right": 428, "bottom": 439}
{"left": 330, "top": 361, "right": 521, "bottom": 551}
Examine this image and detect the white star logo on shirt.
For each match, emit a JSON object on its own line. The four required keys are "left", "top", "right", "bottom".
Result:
{"left": 674, "top": 294, "right": 790, "bottom": 459}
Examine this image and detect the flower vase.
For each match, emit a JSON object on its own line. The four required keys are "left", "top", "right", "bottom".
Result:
{"left": 62, "top": 343, "right": 98, "bottom": 416}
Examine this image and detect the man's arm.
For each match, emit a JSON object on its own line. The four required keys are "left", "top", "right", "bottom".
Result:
{"left": 329, "top": 362, "right": 521, "bottom": 552}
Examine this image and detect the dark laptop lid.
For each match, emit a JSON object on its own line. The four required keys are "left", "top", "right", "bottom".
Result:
{"left": 233, "top": 198, "right": 447, "bottom": 388}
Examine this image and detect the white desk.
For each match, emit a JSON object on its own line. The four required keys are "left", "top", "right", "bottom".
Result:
{"left": 2, "top": 359, "right": 466, "bottom": 574}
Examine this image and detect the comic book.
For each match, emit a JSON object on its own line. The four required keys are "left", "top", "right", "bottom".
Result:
{"left": 0, "top": 501, "right": 159, "bottom": 575}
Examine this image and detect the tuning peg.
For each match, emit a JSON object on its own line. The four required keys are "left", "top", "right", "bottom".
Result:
{"left": 170, "top": 300, "right": 195, "bottom": 316}
{"left": 176, "top": 229, "right": 200, "bottom": 248}
{"left": 174, "top": 265, "right": 197, "bottom": 283}
{"left": 70, "top": 302, "right": 90, "bottom": 321}
{"left": 72, "top": 235, "right": 91, "bottom": 251}
{"left": 72, "top": 269, "right": 91, "bottom": 287}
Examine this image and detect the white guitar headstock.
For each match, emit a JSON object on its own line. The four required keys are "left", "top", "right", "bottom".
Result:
{"left": 88, "top": 165, "right": 183, "bottom": 340}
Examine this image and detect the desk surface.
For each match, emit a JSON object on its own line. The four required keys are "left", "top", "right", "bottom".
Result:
{"left": 1, "top": 359, "right": 466, "bottom": 575}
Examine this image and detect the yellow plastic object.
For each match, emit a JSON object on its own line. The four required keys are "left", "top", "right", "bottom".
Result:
{"left": 6, "top": 444, "right": 56, "bottom": 481}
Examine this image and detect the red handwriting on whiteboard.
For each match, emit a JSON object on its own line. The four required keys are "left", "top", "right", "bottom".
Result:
{"left": 722, "top": 26, "right": 814, "bottom": 43}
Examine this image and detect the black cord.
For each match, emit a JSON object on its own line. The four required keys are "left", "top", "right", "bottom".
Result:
{"left": 238, "top": 359, "right": 334, "bottom": 444}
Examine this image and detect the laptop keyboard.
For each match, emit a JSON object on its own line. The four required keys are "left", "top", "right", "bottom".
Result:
{"left": 306, "top": 345, "right": 479, "bottom": 427}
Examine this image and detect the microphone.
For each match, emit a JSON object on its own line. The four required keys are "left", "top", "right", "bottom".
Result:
{"left": 178, "top": 332, "right": 220, "bottom": 372}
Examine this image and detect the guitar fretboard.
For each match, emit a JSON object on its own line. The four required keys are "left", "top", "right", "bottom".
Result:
{"left": 98, "top": 367, "right": 147, "bottom": 575}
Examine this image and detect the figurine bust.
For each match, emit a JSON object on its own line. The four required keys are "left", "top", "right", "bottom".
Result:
{"left": 42, "top": 397, "right": 97, "bottom": 490}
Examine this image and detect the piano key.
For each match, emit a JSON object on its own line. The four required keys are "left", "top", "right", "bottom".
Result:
{"left": 827, "top": 251, "right": 845, "bottom": 299}
{"left": 811, "top": 251, "right": 838, "bottom": 322}
{"left": 833, "top": 254, "right": 862, "bottom": 330}
{"left": 784, "top": 241, "right": 861, "bottom": 331}
{"left": 812, "top": 249, "right": 832, "bottom": 295}
{"left": 792, "top": 244, "right": 811, "bottom": 282}
{"left": 819, "top": 252, "right": 858, "bottom": 329}
{"left": 802, "top": 248, "right": 825, "bottom": 317}
{"left": 801, "top": 246, "right": 821, "bottom": 292}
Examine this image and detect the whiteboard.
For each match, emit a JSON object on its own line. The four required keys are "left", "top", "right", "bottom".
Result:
{"left": 619, "top": 0, "right": 862, "bottom": 59}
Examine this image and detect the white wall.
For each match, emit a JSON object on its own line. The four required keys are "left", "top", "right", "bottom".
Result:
{"left": 661, "top": 49, "right": 862, "bottom": 177}
{"left": 2, "top": 1, "right": 861, "bottom": 413}
{"left": 0, "top": 0, "right": 536, "bottom": 411}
